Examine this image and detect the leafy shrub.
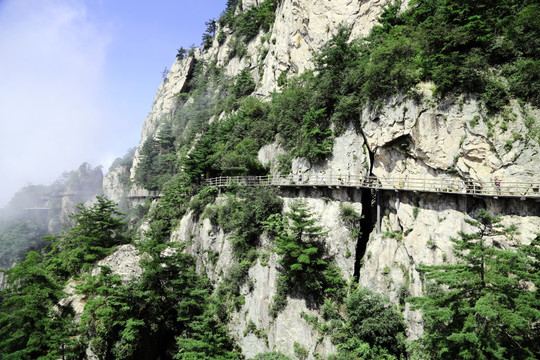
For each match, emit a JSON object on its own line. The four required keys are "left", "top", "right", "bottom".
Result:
{"left": 217, "top": 30, "right": 227, "bottom": 45}
{"left": 206, "top": 187, "right": 282, "bottom": 259}
{"left": 298, "top": 108, "right": 333, "bottom": 163}
{"left": 233, "top": 0, "right": 279, "bottom": 42}
{"left": 330, "top": 288, "right": 407, "bottom": 359}
{"left": 264, "top": 201, "right": 345, "bottom": 312}
{"left": 482, "top": 78, "right": 510, "bottom": 114}
{"left": 252, "top": 352, "right": 292, "bottom": 360}
{"left": 232, "top": 69, "right": 256, "bottom": 100}
{"left": 188, "top": 186, "right": 219, "bottom": 217}
{"left": 339, "top": 204, "right": 363, "bottom": 230}
{"left": 503, "top": 57, "right": 540, "bottom": 107}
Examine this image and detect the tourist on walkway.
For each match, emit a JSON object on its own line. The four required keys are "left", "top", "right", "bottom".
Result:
{"left": 495, "top": 177, "right": 501, "bottom": 195}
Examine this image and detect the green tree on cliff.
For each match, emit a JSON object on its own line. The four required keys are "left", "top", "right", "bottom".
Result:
{"left": 45, "top": 195, "right": 125, "bottom": 279}
{"left": 265, "top": 201, "right": 346, "bottom": 313}
{"left": 409, "top": 210, "right": 540, "bottom": 359}
{"left": 0, "top": 252, "right": 81, "bottom": 359}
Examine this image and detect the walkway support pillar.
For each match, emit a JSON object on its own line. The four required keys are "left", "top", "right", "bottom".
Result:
{"left": 376, "top": 191, "right": 381, "bottom": 234}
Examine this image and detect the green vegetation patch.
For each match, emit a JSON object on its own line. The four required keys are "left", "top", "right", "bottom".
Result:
{"left": 408, "top": 210, "right": 540, "bottom": 359}
{"left": 263, "top": 201, "right": 346, "bottom": 314}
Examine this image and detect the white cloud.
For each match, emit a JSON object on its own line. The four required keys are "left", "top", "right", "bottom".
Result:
{"left": 0, "top": 0, "right": 112, "bottom": 206}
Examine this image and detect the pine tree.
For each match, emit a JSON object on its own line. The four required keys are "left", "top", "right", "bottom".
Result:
{"left": 45, "top": 196, "right": 125, "bottom": 279}
{"left": 329, "top": 288, "right": 407, "bottom": 360}
{"left": 265, "top": 201, "right": 345, "bottom": 313}
{"left": 0, "top": 252, "right": 81, "bottom": 359}
{"left": 273, "top": 201, "right": 328, "bottom": 295}
{"left": 409, "top": 209, "right": 540, "bottom": 359}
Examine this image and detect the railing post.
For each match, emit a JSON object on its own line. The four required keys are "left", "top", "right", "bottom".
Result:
{"left": 376, "top": 190, "right": 381, "bottom": 234}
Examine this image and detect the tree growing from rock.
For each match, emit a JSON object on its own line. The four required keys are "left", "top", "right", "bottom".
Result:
{"left": 45, "top": 195, "right": 125, "bottom": 279}
{"left": 264, "top": 200, "right": 345, "bottom": 314}
{"left": 409, "top": 209, "right": 540, "bottom": 359}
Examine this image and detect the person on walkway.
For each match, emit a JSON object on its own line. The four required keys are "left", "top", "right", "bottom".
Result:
{"left": 298, "top": 172, "right": 303, "bottom": 184}
{"left": 318, "top": 170, "right": 324, "bottom": 184}
{"left": 288, "top": 172, "right": 294, "bottom": 184}
{"left": 494, "top": 177, "right": 501, "bottom": 195}
{"left": 338, "top": 169, "right": 343, "bottom": 184}
{"left": 459, "top": 180, "right": 466, "bottom": 194}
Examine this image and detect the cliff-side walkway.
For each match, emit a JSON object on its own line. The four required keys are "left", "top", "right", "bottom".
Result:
{"left": 204, "top": 174, "right": 540, "bottom": 200}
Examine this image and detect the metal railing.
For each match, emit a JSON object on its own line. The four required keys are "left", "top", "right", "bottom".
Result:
{"left": 126, "top": 189, "right": 163, "bottom": 198}
{"left": 204, "top": 174, "right": 540, "bottom": 199}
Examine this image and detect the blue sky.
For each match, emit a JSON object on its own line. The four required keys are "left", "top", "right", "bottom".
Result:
{"left": 0, "top": 0, "right": 226, "bottom": 207}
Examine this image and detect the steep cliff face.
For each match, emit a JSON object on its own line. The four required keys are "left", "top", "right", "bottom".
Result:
{"left": 130, "top": 0, "right": 394, "bottom": 177}
{"left": 363, "top": 89, "right": 540, "bottom": 186}
{"left": 130, "top": 56, "right": 196, "bottom": 181}
{"left": 108, "top": 0, "right": 539, "bottom": 358}
{"left": 217, "top": 0, "right": 391, "bottom": 95}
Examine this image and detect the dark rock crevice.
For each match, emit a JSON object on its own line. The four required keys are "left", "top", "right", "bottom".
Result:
{"left": 354, "top": 143, "right": 377, "bottom": 281}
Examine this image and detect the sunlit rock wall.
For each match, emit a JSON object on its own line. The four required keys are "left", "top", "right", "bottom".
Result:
{"left": 118, "top": 0, "right": 540, "bottom": 358}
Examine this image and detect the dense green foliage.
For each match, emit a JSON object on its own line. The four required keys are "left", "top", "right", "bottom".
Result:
{"left": 205, "top": 187, "right": 283, "bottom": 259}
{"left": 0, "top": 251, "right": 80, "bottom": 359}
{"left": 315, "top": 0, "right": 540, "bottom": 111}
{"left": 0, "top": 196, "right": 126, "bottom": 358}
{"left": 136, "top": 0, "right": 540, "bottom": 194}
{"left": 77, "top": 244, "right": 241, "bottom": 360}
{"left": 0, "top": 196, "right": 242, "bottom": 359}
{"left": 252, "top": 352, "right": 292, "bottom": 360}
{"left": 2, "top": 0, "right": 539, "bottom": 358}
{"left": 202, "top": 187, "right": 283, "bottom": 314}
{"left": 183, "top": 96, "right": 271, "bottom": 181}
{"left": 408, "top": 210, "right": 540, "bottom": 359}
{"left": 327, "top": 288, "right": 407, "bottom": 359}
{"left": 134, "top": 122, "right": 177, "bottom": 190}
{"left": 218, "top": 0, "right": 280, "bottom": 42}
{"left": 299, "top": 288, "right": 407, "bottom": 360}
{"left": 264, "top": 201, "right": 346, "bottom": 313}
{"left": 45, "top": 196, "right": 126, "bottom": 279}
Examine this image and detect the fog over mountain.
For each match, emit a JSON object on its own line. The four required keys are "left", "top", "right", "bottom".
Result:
{"left": 0, "top": 0, "right": 225, "bottom": 207}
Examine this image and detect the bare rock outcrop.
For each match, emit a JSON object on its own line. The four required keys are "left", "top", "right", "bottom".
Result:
{"left": 91, "top": 244, "right": 144, "bottom": 282}
{"left": 102, "top": 165, "right": 130, "bottom": 205}
{"left": 130, "top": 55, "right": 197, "bottom": 180}
{"left": 362, "top": 88, "right": 540, "bottom": 187}
{"left": 112, "top": 0, "right": 540, "bottom": 357}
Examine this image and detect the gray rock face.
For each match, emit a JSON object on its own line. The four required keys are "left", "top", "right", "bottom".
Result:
{"left": 130, "top": 55, "right": 196, "bottom": 180}
{"left": 0, "top": 272, "right": 6, "bottom": 290}
{"left": 361, "top": 193, "right": 540, "bottom": 339}
{"left": 361, "top": 89, "right": 540, "bottom": 187}
{"left": 58, "top": 244, "right": 143, "bottom": 327}
{"left": 104, "top": 0, "right": 540, "bottom": 358}
{"left": 103, "top": 165, "right": 130, "bottom": 205}
{"left": 127, "top": 0, "right": 392, "bottom": 181}
{"left": 256, "top": 0, "right": 389, "bottom": 96}
{"left": 91, "top": 244, "right": 144, "bottom": 282}
{"left": 170, "top": 196, "right": 353, "bottom": 358}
